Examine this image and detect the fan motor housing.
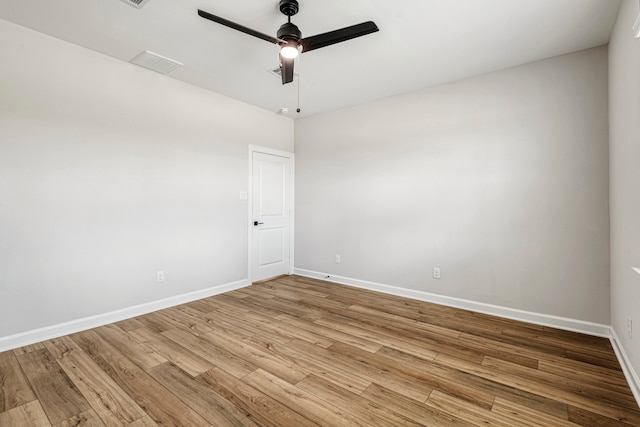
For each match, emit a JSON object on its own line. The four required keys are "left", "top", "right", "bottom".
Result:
{"left": 277, "top": 22, "right": 302, "bottom": 41}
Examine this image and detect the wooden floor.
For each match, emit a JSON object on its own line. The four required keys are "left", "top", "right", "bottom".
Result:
{"left": 1, "top": 276, "right": 639, "bottom": 426}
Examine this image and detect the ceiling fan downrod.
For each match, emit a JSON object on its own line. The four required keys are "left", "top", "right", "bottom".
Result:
{"left": 277, "top": 0, "right": 302, "bottom": 43}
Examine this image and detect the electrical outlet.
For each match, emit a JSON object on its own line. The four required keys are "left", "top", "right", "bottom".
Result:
{"left": 628, "top": 316, "right": 633, "bottom": 339}
{"left": 334, "top": 254, "right": 341, "bottom": 264}
{"left": 433, "top": 267, "right": 441, "bottom": 279}
{"left": 157, "top": 271, "right": 165, "bottom": 283}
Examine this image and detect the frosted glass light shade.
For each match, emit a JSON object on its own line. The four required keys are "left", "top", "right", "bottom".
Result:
{"left": 280, "top": 45, "right": 299, "bottom": 59}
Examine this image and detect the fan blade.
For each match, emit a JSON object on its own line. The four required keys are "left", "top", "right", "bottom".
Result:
{"left": 300, "top": 21, "right": 379, "bottom": 53}
{"left": 198, "top": 9, "right": 283, "bottom": 45}
{"left": 279, "top": 53, "right": 295, "bottom": 85}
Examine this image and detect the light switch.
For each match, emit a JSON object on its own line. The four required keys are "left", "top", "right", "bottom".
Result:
{"left": 239, "top": 191, "right": 248, "bottom": 200}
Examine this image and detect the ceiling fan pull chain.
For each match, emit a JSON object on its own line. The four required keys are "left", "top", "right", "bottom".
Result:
{"left": 297, "top": 55, "right": 301, "bottom": 113}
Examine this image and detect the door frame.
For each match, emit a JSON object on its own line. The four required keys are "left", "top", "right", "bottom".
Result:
{"left": 248, "top": 145, "right": 295, "bottom": 283}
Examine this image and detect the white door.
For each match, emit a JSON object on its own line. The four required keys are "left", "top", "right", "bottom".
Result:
{"left": 251, "top": 151, "right": 292, "bottom": 282}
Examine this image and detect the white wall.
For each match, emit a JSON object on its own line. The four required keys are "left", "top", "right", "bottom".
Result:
{"left": 609, "top": 0, "right": 640, "bottom": 385}
{"left": 0, "top": 19, "right": 293, "bottom": 338}
{"left": 295, "top": 47, "right": 610, "bottom": 324}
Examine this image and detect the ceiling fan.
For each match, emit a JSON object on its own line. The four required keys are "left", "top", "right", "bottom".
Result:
{"left": 197, "top": 0, "right": 379, "bottom": 85}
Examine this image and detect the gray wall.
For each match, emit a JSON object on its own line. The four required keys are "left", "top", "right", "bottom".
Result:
{"left": 0, "top": 19, "right": 293, "bottom": 337}
{"left": 609, "top": 0, "right": 640, "bottom": 382}
{"left": 0, "top": 14, "right": 620, "bottom": 344}
{"left": 295, "top": 47, "right": 610, "bottom": 324}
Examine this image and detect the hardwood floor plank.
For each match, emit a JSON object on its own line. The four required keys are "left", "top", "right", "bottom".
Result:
{"left": 203, "top": 329, "right": 308, "bottom": 384}
{"left": 490, "top": 397, "right": 581, "bottom": 427}
{"left": 209, "top": 303, "right": 336, "bottom": 348}
{"left": 160, "top": 327, "right": 257, "bottom": 378}
{"left": 494, "top": 391, "right": 570, "bottom": 421}
{"left": 405, "top": 314, "right": 543, "bottom": 369}
{"left": 197, "top": 367, "right": 319, "bottom": 427}
{"left": 234, "top": 293, "right": 327, "bottom": 322}
{"left": 70, "top": 330, "right": 127, "bottom": 368}
{"left": 232, "top": 287, "right": 275, "bottom": 299}
{"left": 243, "top": 368, "right": 371, "bottom": 427}
{"left": 55, "top": 345, "right": 147, "bottom": 426}
{"left": 176, "top": 304, "right": 265, "bottom": 342}
{"left": 348, "top": 304, "right": 462, "bottom": 339}
{"left": 128, "top": 326, "right": 214, "bottom": 376}
{"left": 11, "top": 342, "right": 46, "bottom": 357}
{"left": 0, "top": 400, "right": 52, "bottom": 426}
{"left": 298, "top": 289, "right": 466, "bottom": 344}
{"left": 16, "top": 349, "right": 92, "bottom": 424}
{"left": 132, "top": 312, "right": 174, "bottom": 334}
{"left": 426, "top": 390, "right": 531, "bottom": 427}
{"left": 244, "top": 311, "right": 336, "bottom": 348}
{"left": 52, "top": 409, "right": 105, "bottom": 427}
{"left": 94, "top": 324, "right": 166, "bottom": 370}
{"left": 247, "top": 338, "right": 372, "bottom": 394}
{"left": 98, "top": 356, "right": 212, "bottom": 426}
{"left": 149, "top": 362, "right": 260, "bottom": 427}
{"left": 404, "top": 349, "right": 570, "bottom": 420}
{"left": 127, "top": 416, "right": 160, "bottom": 427}
{"left": 43, "top": 336, "right": 81, "bottom": 360}
{"left": 266, "top": 279, "right": 330, "bottom": 298}
{"left": 195, "top": 295, "right": 251, "bottom": 314}
{"left": 290, "top": 339, "right": 432, "bottom": 402}
{"left": 223, "top": 289, "right": 252, "bottom": 299}
{"left": 537, "top": 358, "right": 631, "bottom": 394}
{"left": 331, "top": 341, "right": 496, "bottom": 410}
{"left": 360, "top": 383, "right": 475, "bottom": 427}
{"left": 436, "top": 352, "right": 640, "bottom": 425}
{"left": 483, "top": 356, "right": 640, "bottom": 411}
{"left": 567, "top": 404, "right": 640, "bottom": 427}
{"left": 276, "top": 313, "right": 383, "bottom": 353}
{"left": 220, "top": 295, "right": 346, "bottom": 321}
{"left": 0, "top": 351, "right": 36, "bottom": 412}
{"left": 185, "top": 299, "right": 220, "bottom": 314}
{"left": 244, "top": 284, "right": 307, "bottom": 302}
{"left": 72, "top": 330, "right": 211, "bottom": 426}
{"left": 417, "top": 312, "right": 505, "bottom": 336}
{"left": 458, "top": 331, "right": 603, "bottom": 372}
{"left": 311, "top": 297, "right": 511, "bottom": 368}
{"left": 288, "top": 292, "right": 354, "bottom": 317}
{"left": 501, "top": 327, "right": 614, "bottom": 357}
{"left": 159, "top": 306, "right": 222, "bottom": 336}
{"left": 314, "top": 317, "right": 440, "bottom": 362}
{"left": 296, "top": 374, "right": 424, "bottom": 427}
{"left": 565, "top": 349, "right": 624, "bottom": 370}
{"left": 347, "top": 314, "right": 485, "bottom": 364}
{"left": 113, "top": 317, "right": 145, "bottom": 332}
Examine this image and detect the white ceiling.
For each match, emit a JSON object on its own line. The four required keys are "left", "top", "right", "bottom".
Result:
{"left": 0, "top": 0, "right": 621, "bottom": 118}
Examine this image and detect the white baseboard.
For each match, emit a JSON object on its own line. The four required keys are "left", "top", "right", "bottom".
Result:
{"left": 0, "top": 279, "right": 249, "bottom": 353}
{"left": 610, "top": 328, "right": 640, "bottom": 407}
{"left": 293, "top": 268, "right": 611, "bottom": 337}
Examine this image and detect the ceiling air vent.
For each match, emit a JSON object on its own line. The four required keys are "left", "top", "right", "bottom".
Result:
{"left": 267, "top": 67, "right": 299, "bottom": 80}
{"left": 130, "top": 50, "right": 182, "bottom": 74}
{"left": 120, "top": 0, "right": 151, "bottom": 9}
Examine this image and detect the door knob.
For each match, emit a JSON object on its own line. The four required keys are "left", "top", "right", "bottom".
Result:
{"left": 253, "top": 221, "right": 264, "bottom": 226}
